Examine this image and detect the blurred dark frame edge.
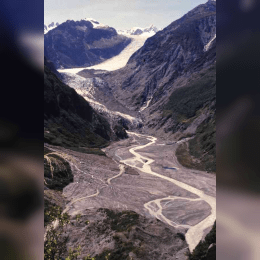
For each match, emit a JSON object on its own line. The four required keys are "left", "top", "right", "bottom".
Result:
{"left": 1, "top": 0, "right": 260, "bottom": 259}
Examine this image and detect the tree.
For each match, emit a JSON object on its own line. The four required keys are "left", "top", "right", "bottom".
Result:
{"left": 44, "top": 205, "right": 83, "bottom": 260}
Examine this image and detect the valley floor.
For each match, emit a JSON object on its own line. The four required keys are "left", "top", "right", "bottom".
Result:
{"left": 45, "top": 131, "right": 216, "bottom": 256}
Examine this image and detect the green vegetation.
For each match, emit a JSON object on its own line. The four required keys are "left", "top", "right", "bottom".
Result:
{"left": 44, "top": 204, "right": 86, "bottom": 260}
{"left": 188, "top": 222, "right": 216, "bottom": 260}
{"left": 189, "top": 116, "right": 216, "bottom": 172}
{"left": 69, "top": 147, "right": 106, "bottom": 156}
{"left": 44, "top": 189, "right": 64, "bottom": 225}
{"left": 93, "top": 209, "right": 144, "bottom": 260}
{"left": 169, "top": 64, "right": 216, "bottom": 172}
{"left": 165, "top": 64, "right": 215, "bottom": 122}
{"left": 176, "top": 142, "right": 204, "bottom": 171}
{"left": 65, "top": 246, "right": 82, "bottom": 260}
{"left": 44, "top": 202, "right": 63, "bottom": 227}
{"left": 75, "top": 214, "right": 81, "bottom": 223}
{"left": 44, "top": 206, "right": 70, "bottom": 259}
{"left": 100, "top": 209, "right": 139, "bottom": 232}
{"left": 176, "top": 116, "right": 216, "bottom": 172}
{"left": 95, "top": 234, "right": 145, "bottom": 260}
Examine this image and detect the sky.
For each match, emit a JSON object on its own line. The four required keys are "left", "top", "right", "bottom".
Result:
{"left": 45, "top": 0, "right": 207, "bottom": 30}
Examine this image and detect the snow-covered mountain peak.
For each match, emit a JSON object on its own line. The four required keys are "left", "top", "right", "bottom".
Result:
{"left": 143, "top": 24, "right": 158, "bottom": 33}
{"left": 44, "top": 18, "right": 110, "bottom": 34}
{"left": 82, "top": 18, "right": 109, "bottom": 29}
{"left": 44, "top": 22, "right": 60, "bottom": 34}
{"left": 117, "top": 24, "right": 160, "bottom": 36}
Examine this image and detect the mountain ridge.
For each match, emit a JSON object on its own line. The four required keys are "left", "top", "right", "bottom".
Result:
{"left": 44, "top": 20, "right": 132, "bottom": 69}
{"left": 75, "top": 0, "right": 216, "bottom": 172}
{"left": 95, "top": 0, "right": 216, "bottom": 112}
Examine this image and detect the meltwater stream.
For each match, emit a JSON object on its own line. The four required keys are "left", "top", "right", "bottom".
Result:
{"left": 120, "top": 131, "right": 216, "bottom": 253}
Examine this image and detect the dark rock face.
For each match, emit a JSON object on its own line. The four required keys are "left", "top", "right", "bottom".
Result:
{"left": 44, "top": 153, "right": 73, "bottom": 191}
{"left": 113, "top": 124, "right": 128, "bottom": 140}
{"left": 44, "top": 20, "right": 131, "bottom": 69}
{"left": 206, "top": 244, "right": 216, "bottom": 260}
{"left": 44, "top": 65, "right": 114, "bottom": 148}
{"left": 44, "top": 56, "right": 62, "bottom": 79}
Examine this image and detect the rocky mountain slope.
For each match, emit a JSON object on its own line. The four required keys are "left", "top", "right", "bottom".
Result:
{"left": 44, "top": 20, "right": 131, "bottom": 69}
{"left": 59, "top": 71, "right": 143, "bottom": 132}
{"left": 60, "top": 208, "right": 188, "bottom": 260}
{"left": 44, "top": 64, "right": 128, "bottom": 150}
{"left": 75, "top": 0, "right": 216, "bottom": 171}
{"left": 99, "top": 0, "right": 215, "bottom": 112}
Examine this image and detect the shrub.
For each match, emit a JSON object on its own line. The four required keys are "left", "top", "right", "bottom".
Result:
{"left": 44, "top": 206, "right": 84, "bottom": 259}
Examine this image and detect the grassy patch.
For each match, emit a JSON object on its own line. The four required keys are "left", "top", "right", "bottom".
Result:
{"left": 176, "top": 142, "right": 205, "bottom": 171}
{"left": 95, "top": 234, "right": 144, "bottom": 260}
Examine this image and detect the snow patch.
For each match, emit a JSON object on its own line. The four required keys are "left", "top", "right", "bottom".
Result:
{"left": 139, "top": 98, "right": 152, "bottom": 112}
{"left": 82, "top": 18, "right": 108, "bottom": 29}
{"left": 204, "top": 34, "right": 216, "bottom": 52}
{"left": 44, "top": 22, "right": 60, "bottom": 34}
